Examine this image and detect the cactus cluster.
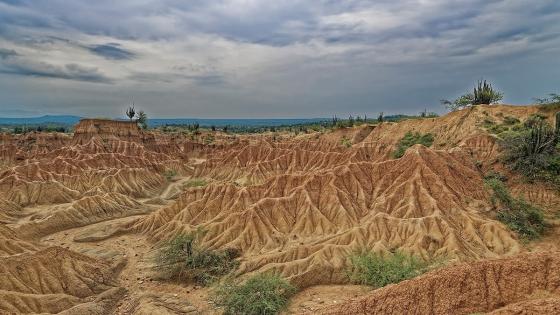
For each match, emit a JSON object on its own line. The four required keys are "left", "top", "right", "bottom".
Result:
{"left": 441, "top": 79, "right": 504, "bottom": 111}
{"left": 525, "top": 119, "right": 557, "bottom": 156}
{"left": 472, "top": 80, "right": 499, "bottom": 105}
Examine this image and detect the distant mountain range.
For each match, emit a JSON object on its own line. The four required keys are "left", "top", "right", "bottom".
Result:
{"left": 0, "top": 115, "right": 330, "bottom": 127}
{"left": 0, "top": 115, "right": 82, "bottom": 125}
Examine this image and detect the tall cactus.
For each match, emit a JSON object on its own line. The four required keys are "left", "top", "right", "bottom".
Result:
{"left": 526, "top": 119, "right": 556, "bottom": 156}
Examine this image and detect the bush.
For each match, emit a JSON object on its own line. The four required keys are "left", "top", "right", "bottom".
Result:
{"left": 503, "top": 116, "right": 520, "bottom": 125}
{"left": 347, "top": 250, "right": 427, "bottom": 288}
{"left": 213, "top": 272, "right": 296, "bottom": 315}
{"left": 393, "top": 132, "right": 434, "bottom": 158}
{"left": 340, "top": 136, "right": 352, "bottom": 148}
{"left": 156, "top": 231, "right": 240, "bottom": 285}
{"left": 500, "top": 116, "right": 560, "bottom": 188}
{"left": 485, "top": 178, "right": 547, "bottom": 240}
{"left": 162, "top": 169, "right": 178, "bottom": 181}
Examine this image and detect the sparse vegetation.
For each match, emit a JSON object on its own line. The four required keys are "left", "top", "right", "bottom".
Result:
{"left": 535, "top": 93, "right": 560, "bottom": 111}
{"left": 156, "top": 231, "right": 240, "bottom": 285}
{"left": 183, "top": 178, "right": 207, "bottom": 188}
{"left": 503, "top": 116, "right": 520, "bottom": 125}
{"left": 340, "top": 136, "right": 352, "bottom": 148}
{"left": 9, "top": 125, "right": 68, "bottom": 134}
{"left": 162, "top": 169, "right": 178, "bottom": 181}
{"left": 500, "top": 114, "right": 560, "bottom": 188}
{"left": 136, "top": 110, "right": 148, "bottom": 129}
{"left": 347, "top": 250, "right": 428, "bottom": 288}
{"left": 419, "top": 109, "right": 439, "bottom": 118}
{"left": 204, "top": 134, "right": 215, "bottom": 144}
{"left": 213, "top": 272, "right": 296, "bottom": 315}
{"left": 441, "top": 80, "right": 503, "bottom": 111}
{"left": 485, "top": 177, "right": 547, "bottom": 240}
{"left": 393, "top": 131, "right": 434, "bottom": 158}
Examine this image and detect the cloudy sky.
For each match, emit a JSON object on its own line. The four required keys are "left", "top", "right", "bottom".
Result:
{"left": 0, "top": 0, "right": 559, "bottom": 118}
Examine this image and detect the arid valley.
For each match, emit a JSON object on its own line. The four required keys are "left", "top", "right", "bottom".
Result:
{"left": 1, "top": 103, "right": 559, "bottom": 314}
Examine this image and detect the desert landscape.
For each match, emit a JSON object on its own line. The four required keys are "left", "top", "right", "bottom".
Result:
{"left": 1, "top": 102, "right": 559, "bottom": 314}
{"left": 1, "top": 1, "right": 560, "bottom": 314}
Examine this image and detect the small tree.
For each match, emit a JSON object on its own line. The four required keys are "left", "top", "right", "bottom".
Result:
{"left": 126, "top": 106, "right": 136, "bottom": 121}
{"left": 441, "top": 80, "right": 503, "bottom": 111}
{"left": 136, "top": 111, "right": 148, "bottom": 129}
{"left": 377, "top": 112, "right": 384, "bottom": 123}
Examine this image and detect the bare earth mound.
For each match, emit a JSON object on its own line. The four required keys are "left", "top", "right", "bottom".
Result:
{"left": 0, "top": 247, "right": 124, "bottom": 314}
{"left": 316, "top": 251, "right": 560, "bottom": 315}
{"left": 0, "top": 106, "right": 559, "bottom": 314}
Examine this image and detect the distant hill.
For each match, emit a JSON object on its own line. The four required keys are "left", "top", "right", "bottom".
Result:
{"left": 0, "top": 115, "right": 329, "bottom": 128}
{"left": 147, "top": 118, "right": 329, "bottom": 127}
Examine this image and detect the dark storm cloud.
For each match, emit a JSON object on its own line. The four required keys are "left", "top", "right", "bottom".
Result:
{"left": 88, "top": 43, "right": 136, "bottom": 60}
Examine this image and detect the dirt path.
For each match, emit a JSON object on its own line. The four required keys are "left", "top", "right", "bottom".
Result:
{"left": 37, "top": 213, "right": 374, "bottom": 314}
{"left": 285, "top": 285, "right": 371, "bottom": 314}
{"left": 42, "top": 217, "right": 221, "bottom": 314}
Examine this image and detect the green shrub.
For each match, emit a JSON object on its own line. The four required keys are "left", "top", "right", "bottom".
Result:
{"left": 340, "top": 136, "right": 352, "bottom": 148}
{"left": 500, "top": 117, "right": 560, "bottom": 188}
{"left": 156, "top": 231, "right": 240, "bottom": 285}
{"left": 204, "top": 134, "right": 215, "bottom": 144}
{"left": 163, "top": 169, "right": 178, "bottom": 181}
{"left": 485, "top": 178, "right": 547, "bottom": 240}
{"left": 488, "top": 124, "right": 509, "bottom": 135}
{"left": 482, "top": 118, "right": 496, "bottom": 127}
{"left": 183, "top": 178, "right": 207, "bottom": 188}
{"left": 347, "top": 250, "right": 427, "bottom": 288}
{"left": 484, "top": 171, "right": 508, "bottom": 182}
{"left": 503, "top": 116, "right": 520, "bottom": 125}
{"left": 213, "top": 272, "right": 296, "bottom": 315}
{"left": 393, "top": 132, "right": 434, "bottom": 158}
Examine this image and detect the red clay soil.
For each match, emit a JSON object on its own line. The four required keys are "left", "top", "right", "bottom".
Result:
{"left": 316, "top": 251, "right": 560, "bottom": 315}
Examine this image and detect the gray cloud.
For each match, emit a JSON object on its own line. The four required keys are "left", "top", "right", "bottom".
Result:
{"left": 0, "top": 0, "right": 559, "bottom": 117}
{"left": 0, "top": 60, "right": 113, "bottom": 83}
{"left": 0, "top": 48, "right": 18, "bottom": 59}
{"left": 128, "top": 71, "right": 225, "bottom": 86}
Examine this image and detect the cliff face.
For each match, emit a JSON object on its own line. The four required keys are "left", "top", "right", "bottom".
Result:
{"left": 72, "top": 119, "right": 143, "bottom": 145}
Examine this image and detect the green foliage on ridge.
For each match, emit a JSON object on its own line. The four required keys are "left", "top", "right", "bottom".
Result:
{"left": 485, "top": 177, "right": 547, "bottom": 240}
{"left": 393, "top": 131, "right": 434, "bottom": 158}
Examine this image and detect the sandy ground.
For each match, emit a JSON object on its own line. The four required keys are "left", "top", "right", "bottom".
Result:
{"left": 27, "top": 176, "right": 373, "bottom": 314}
